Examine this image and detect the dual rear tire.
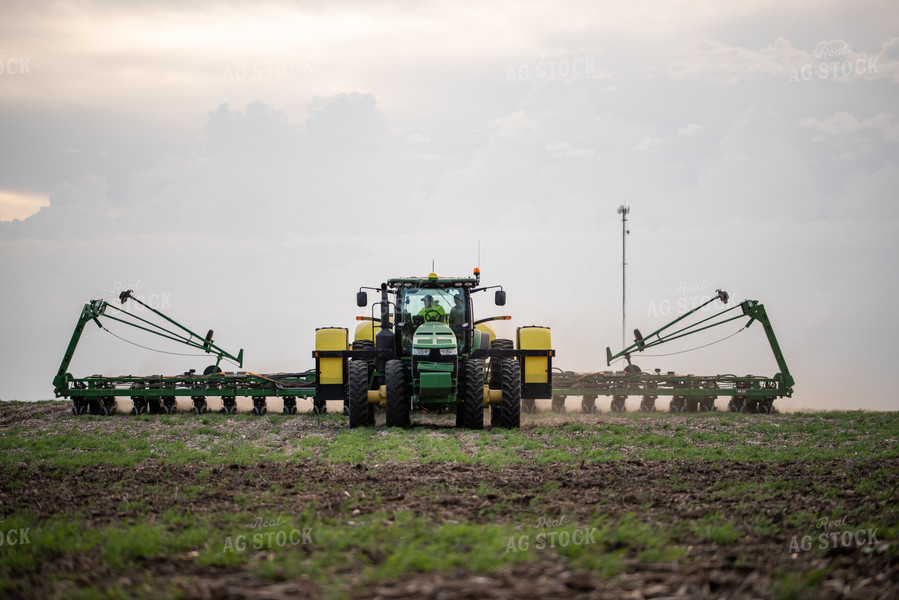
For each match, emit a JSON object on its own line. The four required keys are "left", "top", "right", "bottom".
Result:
{"left": 462, "top": 358, "right": 485, "bottom": 429}
{"left": 347, "top": 360, "right": 374, "bottom": 428}
{"left": 498, "top": 359, "right": 521, "bottom": 428}
{"left": 385, "top": 359, "right": 410, "bottom": 428}
{"left": 466, "top": 356, "right": 521, "bottom": 429}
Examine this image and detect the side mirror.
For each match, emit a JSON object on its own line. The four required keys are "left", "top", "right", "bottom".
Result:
{"left": 495, "top": 290, "right": 506, "bottom": 306}
{"left": 356, "top": 291, "right": 368, "bottom": 307}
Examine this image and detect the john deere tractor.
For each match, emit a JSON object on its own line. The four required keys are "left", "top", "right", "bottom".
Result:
{"left": 312, "top": 270, "right": 554, "bottom": 429}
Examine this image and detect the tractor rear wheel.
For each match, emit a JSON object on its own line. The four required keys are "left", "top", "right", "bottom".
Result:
{"left": 354, "top": 339, "right": 375, "bottom": 369}
{"left": 488, "top": 339, "right": 513, "bottom": 427}
{"left": 347, "top": 360, "right": 370, "bottom": 428}
{"left": 354, "top": 339, "right": 380, "bottom": 417}
{"left": 499, "top": 359, "right": 521, "bottom": 428}
{"left": 462, "top": 358, "right": 485, "bottom": 429}
{"left": 347, "top": 360, "right": 369, "bottom": 427}
{"left": 488, "top": 338, "right": 513, "bottom": 387}
{"left": 385, "top": 359, "right": 409, "bottom": 428}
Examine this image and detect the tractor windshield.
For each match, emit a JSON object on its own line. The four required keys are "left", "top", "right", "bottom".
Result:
{"left": 397, "top": 287, "right": 469, "bottom": 350}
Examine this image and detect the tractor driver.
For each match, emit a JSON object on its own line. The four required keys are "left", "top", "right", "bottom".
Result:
{"left": 417, "top": 295, "right": 446, "bottom": 322}
{"left": 449, "top": 294, "right": 465, "bottom": 325}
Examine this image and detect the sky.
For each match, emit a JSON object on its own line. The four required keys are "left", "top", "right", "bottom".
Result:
{"left": 0, "top": 0, "right": 897, "bottom": 411}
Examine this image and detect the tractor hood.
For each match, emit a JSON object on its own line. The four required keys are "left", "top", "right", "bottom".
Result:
{"left": 411, "top": 321, "right": 457, "bottom": 354}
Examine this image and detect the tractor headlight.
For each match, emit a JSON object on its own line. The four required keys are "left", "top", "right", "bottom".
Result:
{"left": 411, "top": 347, "right": 430, "bottom": 356}
{"left": 439, "top": 348, "right": 457, "bottom": 356}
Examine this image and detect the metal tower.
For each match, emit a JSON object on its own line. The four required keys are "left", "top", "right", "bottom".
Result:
{"left": 617, "top": 205, "right": 630, "bottom": 350}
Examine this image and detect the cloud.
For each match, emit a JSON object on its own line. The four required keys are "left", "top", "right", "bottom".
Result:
{"left": 1, "top": 173, "right": 116, "bottom": 240}
{"left": 489, "top": 110, "right": 536, "bottom": 137}
{"left": 832, "top": 163, "right": 899, "bottom": 220}
{"left": 2, "top": 94, "right": 422, "bottom": 240}
{"left": 546, "top": 142, "right": 597, "bottom": 159}
{"left": 404, "top": 133, "right": 430, "bottom": 144}
{"left": 433, "top": 82, "right": 657, "bottom": 229}
{"left": 670, "top": 105, "right": 825, "bottom": 224}
{"left": 799, "top": 112, "right": 896, "bottom": 139}
{"left": 668, "top": 37, "right": 808, "bottom": 83}
{"left": 635, "top": 137, "right": 662, "bottom": 152}
{"left": 0, "top": 189, "right": 49, "bottom": 221}
{"left": 668, "top": 36, "right": 899, "bottom": 84}
{"left": 48, "top": 173, "right": 109, "bottom": 209}
{"left": 798, "top": 111, "right": 898, "bottom": 161}
{"left": 677, "top": 123, "right": 704, "bottom": 137}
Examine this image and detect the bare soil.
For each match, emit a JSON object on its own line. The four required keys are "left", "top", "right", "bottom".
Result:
{"left": 0, "top": 401, "right": 896, "bottom": 599}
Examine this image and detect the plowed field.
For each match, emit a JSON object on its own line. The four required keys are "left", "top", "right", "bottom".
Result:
{"left": 0, "top": 401, "right": 896, "bottom": 599}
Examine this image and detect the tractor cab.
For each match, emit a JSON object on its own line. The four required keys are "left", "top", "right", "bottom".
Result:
{"left": 388, "top": 273, "right": 478, "bottom": 355}
{"left": 396, "top": 284, "right": 470, "bottom": 354}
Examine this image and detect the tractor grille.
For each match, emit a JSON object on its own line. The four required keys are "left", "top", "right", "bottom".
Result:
{"left": 420, "top": 372, "right": 451, "bottom": 393}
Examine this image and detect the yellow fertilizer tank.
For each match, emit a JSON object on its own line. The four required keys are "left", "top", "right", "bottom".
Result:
{"left": 518, "top": 326, "right": 552, "bottom": 398}
{"left": 315, "top": 327, "right": 347, "bottom": 385}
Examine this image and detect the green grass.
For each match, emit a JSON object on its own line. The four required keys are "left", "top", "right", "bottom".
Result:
{"left": 692, "top": 513, "right": 741, "bottom": 545}
{"left": 1, "top": 403, "right": 896, "bottom": 599}
{"left": 771, "top": 566, "right": 831, "bottom": 600}
{"left": 3, "top": 408, "right": 898, "bottom": 469}
{"left": 0, "top": 499, "right": 722, "bottom": 597}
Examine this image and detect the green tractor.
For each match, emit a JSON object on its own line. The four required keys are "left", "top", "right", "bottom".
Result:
{"left": 313, "top": 270, "right": 554, "bottom": 429}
